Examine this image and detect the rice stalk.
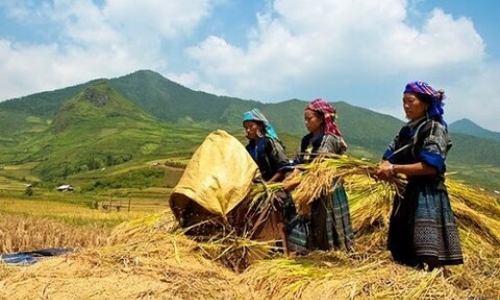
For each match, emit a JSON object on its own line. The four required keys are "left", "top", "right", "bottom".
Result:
{"left": 288, "top": 155, "right": 405, "bottom": 215}
{"left": 197, "top": 233, "right": 274, "bottom": 272}
{"left": 3, "top": 155, "right": 500, "bottom": 299}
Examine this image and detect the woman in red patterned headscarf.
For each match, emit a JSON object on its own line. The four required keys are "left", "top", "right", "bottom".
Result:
{"left": 302, "top": 98, "right": 347, "bottom": 158}
{"left": 283, "top": 98, "right": 354, "bottom": 254}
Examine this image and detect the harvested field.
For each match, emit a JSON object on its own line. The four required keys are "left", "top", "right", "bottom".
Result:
{"left": 1, "top": 176, "right": 499, "bottom": 299}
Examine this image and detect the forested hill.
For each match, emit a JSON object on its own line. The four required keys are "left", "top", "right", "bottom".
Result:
{"left": 1, "top": 70, "right": 499, "bottom": 189}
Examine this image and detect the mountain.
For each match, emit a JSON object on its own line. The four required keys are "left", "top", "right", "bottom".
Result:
{"left": 108, "top": 70, "right": 260, "bottom": 124}
{"left": 1, "top": 70, "right": 500, "bottom": 189}
{"left": 0, "top": 81, "right": 95, "bottom": 117}
{"left": 449, "top": 118, "right": 500, "bottom": 141}
{"left": 0, "top": 80, "right": 213, "bottom": 181}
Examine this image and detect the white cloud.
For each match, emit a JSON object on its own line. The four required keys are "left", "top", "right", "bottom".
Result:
{"left": 0, "top": 0, "right": 216, "bottom": 100}
{"left": 444, "top": 62, "right": 500, "bottom": 131}
{"left": 187, "top": 0, "right": 485, "bottom": 98}
{"left": 387, "top": 9, "right": 484, "bottom": 69}
{"left": 182, "top": 0, "right": 500, "bottom": 130}
{"left": 0, "top": 40, "right": 61, "bottom": 97}
{"left": 189, "top": 0, "right": 484, "bottom": 93}
{"left": 1, "top": 0, "right": 500, "bottom": 132}
{"left": 103, "top": 0, "right": 213, "bottom": 39}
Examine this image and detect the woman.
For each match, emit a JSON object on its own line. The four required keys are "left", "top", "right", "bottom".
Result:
{"left": 376, "top": 81, "right": 463, "bottom": 270}
{"left": 242, "top": 108, "right": 289, "bottom": 182}
{"left": 284, "top": 98, "right": 354, "bottom": 253}
{"left": 242, "top": 108, "right": 290, "bottom": 247}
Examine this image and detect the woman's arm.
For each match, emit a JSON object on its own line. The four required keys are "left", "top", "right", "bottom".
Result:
{"left": 265, "top": 138, "right": 290, "bottom": 182}
{"left": 268, "top": 170, "right": 285, "bottom": 183}
{"left": 281, "top": 168, "right": 301, "bottom": 191}
{"left": 376, "top": 160, "right": 437, "bottom": 180}
{"left": 377, "top": 121, "right": 450, "bottom": 180}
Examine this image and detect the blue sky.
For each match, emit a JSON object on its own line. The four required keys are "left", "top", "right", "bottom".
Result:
{"left": 1, "top": 0, "right": 500, "bottom": 131}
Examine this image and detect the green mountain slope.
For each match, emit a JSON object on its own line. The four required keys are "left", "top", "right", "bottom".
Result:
{"left": 0, "top": 81, "right": 95, "bottom": 117}
{"left": 449, "top": 118, "right": 500, "bottom": 141}
{"left": 0, "top": 70, "right": 499, "bottom": 190}
{"left": 108, "top": 70, "right": 259, "bottom": 124}
{"left": 1, "top": 81, "right": 213, "bottom": 181}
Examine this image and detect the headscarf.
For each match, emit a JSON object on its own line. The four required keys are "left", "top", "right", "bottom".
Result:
{"left": 305, "top": 98, "right": 343, "bottom": 137}
{"left": 242, "top": 108, "right": 279, "bottom": 139}
{"left": 404, "top": 81, "right": 447, "bottom": 125}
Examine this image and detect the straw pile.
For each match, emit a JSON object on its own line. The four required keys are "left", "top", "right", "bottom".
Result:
{"left": 0, "top": 212, "right": 244, "bottom": 300}
{"left": 242, "top": 158, "right": 500, "bottom": 299}
{"left": 1, "top": 156, "right": 499, "bottom": 299}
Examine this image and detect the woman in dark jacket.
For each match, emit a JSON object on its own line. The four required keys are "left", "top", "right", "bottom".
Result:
{"left": 243, "top": 108, "right": 289, "bottom": 182}
{"left": 375, "top": 81, "right": 463, "bottom": 270}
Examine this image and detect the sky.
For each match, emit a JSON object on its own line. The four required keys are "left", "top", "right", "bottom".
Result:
{"left": 1, "top": 0, "right": 500, "bottom": 131}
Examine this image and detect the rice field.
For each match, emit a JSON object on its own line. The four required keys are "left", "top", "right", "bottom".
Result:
{"left": 0, "top": 195, "right": 157, "bottom": 254}
{"left": 0, "top": 168, "right": 499, "bottom": 299}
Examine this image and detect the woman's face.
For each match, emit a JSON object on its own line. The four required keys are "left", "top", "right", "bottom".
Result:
{"left": 304, "top": 110, "right": 323, "bottom": 134}
{"left": 243, "top": 120, "right": 264, "bottom": 140}
{"left": 403, "top": 93, "right": 427, "bottom": 121}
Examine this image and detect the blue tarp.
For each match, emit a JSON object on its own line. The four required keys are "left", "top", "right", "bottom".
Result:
{"left": 0, "top": 248, "right": 73, "bottom": 265}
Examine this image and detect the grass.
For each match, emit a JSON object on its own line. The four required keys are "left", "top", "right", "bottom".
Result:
{"left": 447, "top": 164, "right": 500, "bottom": 191}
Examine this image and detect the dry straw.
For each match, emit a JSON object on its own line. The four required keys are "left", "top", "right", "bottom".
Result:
{"left": 1, "top": 155, "right": 500, "bottom": 299}
{"left": 290, "top": 155, "right": 405, "bottom": 215}
{"left": 242, "top": 155, "right": 500, "bottom": 299}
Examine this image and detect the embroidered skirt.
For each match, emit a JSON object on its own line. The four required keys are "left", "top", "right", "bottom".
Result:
{"left": 388, "top": 181, "right": 464, "bottom": 266}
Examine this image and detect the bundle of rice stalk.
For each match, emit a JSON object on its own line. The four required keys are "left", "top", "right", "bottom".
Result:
{"left": 447, "top": 180, "right": 500, "bottom": 218}
{"left": 240, "top": 258, "right": 335, "bottom": 299}
{"left": 75, "top": 215, "right": 251, "bottom": 300}
{"left": 453, "top": 201, "right": 500, "bottom": 252}
{"left": 346, "top": 175, "right": 396, "bottom": 252}
{"left": 247, "top": 181, "right": 286, "bottom": 219}
{"left": 184, "top": 181, "right": 287, "bottom": 272}
{"left": 449, "top": 253, "right": 500, "bottom": 298}
{"left": 241, "top": 253, "right": 468, "bottom": 299}
{"left": 78, "top": 211, "right": 201, "bottom": 271}
{"left": 291, "top": 155, "right": 405, "bottom": 215}
{"left": 108, "top": 206, "right": 272, "bottom": 273}
{"left": 109, "top": 211, "right": 178, "bottom": 244}
{"left": 197, "top": 233, "right": 275, "bottom": 272}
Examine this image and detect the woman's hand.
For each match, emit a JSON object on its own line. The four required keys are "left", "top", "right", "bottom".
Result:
{"left": 282, "top": 168, "right": 301, "bottom": 191}
{"left": 375, "top": 160, "right": 394, "bottom": 181}
{"left": 282, "top": 180, "right": 300, "bottom": 192}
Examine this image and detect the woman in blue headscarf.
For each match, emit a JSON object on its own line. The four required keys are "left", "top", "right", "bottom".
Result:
{"left": 243, "top": 108, "right": 289, "bottom": 183}
{"left": 375, "top": 81, "right": 463, "bottom": 271}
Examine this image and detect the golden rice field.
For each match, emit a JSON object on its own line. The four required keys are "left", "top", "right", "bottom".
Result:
{"left": 1, "top": 175, "right": 499, "bottom": 300}
{"left": 0, "top": 199, "right": 151, "bottom": 253}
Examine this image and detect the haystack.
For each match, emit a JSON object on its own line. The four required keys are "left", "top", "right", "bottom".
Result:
{"left": 241, "top": 157, "right": 500, "bottom": 299}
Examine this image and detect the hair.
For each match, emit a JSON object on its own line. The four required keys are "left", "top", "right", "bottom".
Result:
{"left": 313, "top": 110, "right": 338, "bottom": 125}
{"left": 312, "top": 110, "right": 323, "bottom": 117}
{"left": 255, "top": 120, "right": 266, "bottom": 132}
{"left": 412, "top": 89, "right": 445, "bottom": 104}
{"left": 409, "top": 92, "right": 429, "bottom": 104}
{"left": 411, "top": 92, "right": 444, "bottom": 122}
{"left": 251, "top": 120, "right": 266, "bottom": 136}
